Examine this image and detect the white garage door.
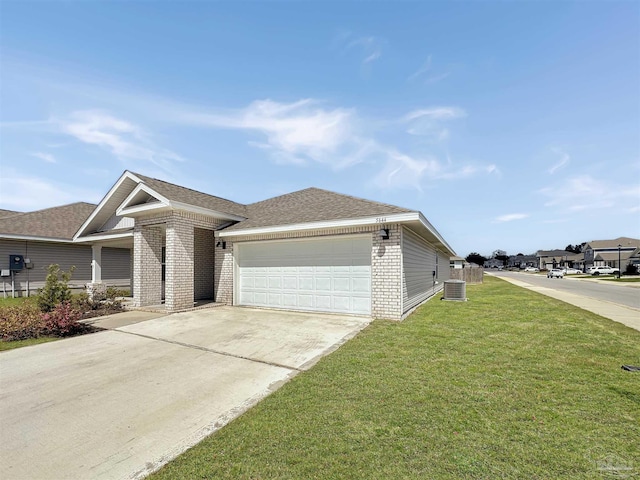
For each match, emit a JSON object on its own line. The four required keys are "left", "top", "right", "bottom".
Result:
{"left": 237, "top": 236, "right": 371, "bottom": 315}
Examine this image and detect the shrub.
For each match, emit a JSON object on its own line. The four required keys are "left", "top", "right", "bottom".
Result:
{"left": 624, "top": 263, "right": 639, "bottom": 276}
{"left": 106, "top": 287, "right": 130, "bottom": 298}
{"left": 38, "top": 264, "right": 75, "bottom": 312}
{"left": 0, "top": 302, "right": 47, "bottom": 341}
{"left": 42, "top": 302, "right": 85, "bottom": 337}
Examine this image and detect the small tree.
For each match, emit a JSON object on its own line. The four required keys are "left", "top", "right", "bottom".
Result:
{"left": 466, "top": 252, "right": 487, "bottom": 265}
{"left": 38, "top": 264, "right": 76, "bottom": 312}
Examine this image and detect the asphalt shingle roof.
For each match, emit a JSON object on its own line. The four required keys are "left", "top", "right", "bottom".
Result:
{"left": 134, "top": 173, "right": 247, "bottom": 218}
{"left": 0, "top": 209, "right": 21, "bottom": 219}
{"left": 223, "top": 187, "right": 413, "bottom": 232}
{"left": 585, "top": 237, "right": 640, "bottom": 249}
{"left": 0, "top": 203, "right": 96, "bottom": 240}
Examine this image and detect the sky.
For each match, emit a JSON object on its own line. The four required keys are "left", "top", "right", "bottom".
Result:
{"left": 0, "top": 1, "right": 638, "bottom": 258}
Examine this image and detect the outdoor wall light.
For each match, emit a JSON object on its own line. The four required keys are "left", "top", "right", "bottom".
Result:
{"left": 216, "top": 241, "right": 227, "bottom": 249}
{"left": 378, "top": 228, "right": 389, "bottom": 240}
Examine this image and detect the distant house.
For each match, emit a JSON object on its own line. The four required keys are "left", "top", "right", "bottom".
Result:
{"left": 508, "top": 254, "right": 537, "bottom": 269}
{"left": 583, "top": 237, "right": 640, "bottom": 270}
{"left": 450, "top": 256, "right": 465, "bottom": 269}
{"left": 0, "top": 204, "right": 131, "bottom": 296}
{"left": 535, "top": 249, "right": 574, "bottom": 270}
{"left": 484, "top": 258, "right": 503, "bottom": 269}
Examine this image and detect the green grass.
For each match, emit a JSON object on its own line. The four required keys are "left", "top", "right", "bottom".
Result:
{"left": 600, "top": 277, "right": 640, "bottom": 283}
{"left": 0, "top": 336, "right": 58, "bottom": 351}
{"left": 152, "top": 277, "right": 640, "bottom": 479}
{"left": 0, "top": 296, "right": 36, "bottom": 306}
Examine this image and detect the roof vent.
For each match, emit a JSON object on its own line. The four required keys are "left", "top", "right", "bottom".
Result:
{"left": 443, "top": 279, "right": 467, "bottom": 301}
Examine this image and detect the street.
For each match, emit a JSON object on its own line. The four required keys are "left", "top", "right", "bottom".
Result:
{"left": 490, "top": 270, "right": 640, "bottom": 310}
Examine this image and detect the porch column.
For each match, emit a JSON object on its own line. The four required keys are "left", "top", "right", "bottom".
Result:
{"left": 91, "top": 244, "right": 102, "bottom": 283}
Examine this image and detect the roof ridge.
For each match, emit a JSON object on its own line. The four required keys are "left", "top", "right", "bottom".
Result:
{"left": 247, "top": 186, "right": 413, "bottom": 212}
{"left": 307, "top": 186, "right": 414, "bottom": 212}
{"left": 2, "top": 202, "right": 97, "bottom": 216}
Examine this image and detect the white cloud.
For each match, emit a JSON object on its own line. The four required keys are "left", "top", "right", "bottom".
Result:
{"left": 58, "top": 110, "right": 184, "bottom": 169}
{"left": 548, "top": 147, "right": 570, "bottom": 174}
{"left": 408, "top": 55, "right": 451, "bottom": 84}
{"left": 31, "top": 151, "right": 56, "bottom": 163}
{"left": 402, "top": 107, "right": 467, "bottom": 140}
{"left": 538, "top": 174, "right": 640, "bottom": 212}
{"left": 334, "top": 32, "right": 384, "bottom": 66}
{"left": 181, "top": 99, "right": 360, "bottom": 169}
{"left": 0, "top": 168, "right": 101, "bottom": 210}
{"left": 493, "top": 213, "right": 529, "bottom": 223}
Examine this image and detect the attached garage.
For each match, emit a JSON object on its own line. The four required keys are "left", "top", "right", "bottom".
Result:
{"left": 236, "top": 236, "right": 371, "bottom": 315}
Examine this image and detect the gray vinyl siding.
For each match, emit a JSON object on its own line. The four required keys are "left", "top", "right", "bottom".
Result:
{"left": 402, "top": 227, "right": 438, "bottom": 313}
{"left": 437, "top": 251, "right": 451, "bottom": 283}
{"left": 102, "top": 247, "right": 132, "bottom": 290}
{"left": 0, "top": 240, "right": 131, "bottom": 295}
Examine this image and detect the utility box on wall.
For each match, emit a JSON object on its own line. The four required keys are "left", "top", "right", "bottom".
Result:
{"left": 9, "top": 255, "right": 24, "bottom": 271}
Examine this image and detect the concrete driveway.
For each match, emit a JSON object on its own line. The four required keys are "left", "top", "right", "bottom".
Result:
{"left": 0, "top": 307, "right": 369, "bottom": 480}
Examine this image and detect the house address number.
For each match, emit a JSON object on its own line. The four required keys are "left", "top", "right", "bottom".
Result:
{"left": 375, "top": 217, "right": 387, "bottom": 223}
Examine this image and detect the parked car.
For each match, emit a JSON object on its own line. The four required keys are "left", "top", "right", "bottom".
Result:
{"left": 587, "top": 266, "right": 619, "bottom": 276}
{"left": 547, "top": 268, "right": 565, "bottom": 278}
{"left": 563, "top": 267, "right": 582, "bottom": 275}
{"left": 524, "top": 267, "right": 539, "bottom": 272}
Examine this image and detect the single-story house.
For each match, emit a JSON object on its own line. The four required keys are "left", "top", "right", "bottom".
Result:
{"left": 583, "top": 237, "right": 640, "bottom": 270}
{"left": 535, "top": 249, "right": 575, "bottom": 270}
{"left": 5, "top": 171, "right": 455, "bottom": 320}
{"left": 450, "top": 256, "right": 465, "bottom": 269}
{"left": 0, "top": 204, "right": 131, "bottom": 296}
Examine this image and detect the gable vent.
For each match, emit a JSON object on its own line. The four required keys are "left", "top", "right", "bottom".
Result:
{"left": 443, "top": 279, "right": 467, "bottom": 301}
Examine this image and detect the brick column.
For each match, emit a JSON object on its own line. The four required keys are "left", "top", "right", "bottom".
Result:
{"left": 133, "top": 224, "right": 163, "bottom": 307}
{"left": 371, "top": 225, "right": 402, "bottom": 320}
{"left": 165, "top": 214, "right": 194, "bottom": 311}
{"left": 214, "top": 240, "right": 234, "bottom": 304}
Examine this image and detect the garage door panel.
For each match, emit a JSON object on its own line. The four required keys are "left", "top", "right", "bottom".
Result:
{"left": 238, "top": 237, "right": 371, "bottom": 315}
{"left": 333, "top": 278, "right": 350, "bottom": 292}
{"left": 352, "top": 278, "right": 370, "bottom": 293}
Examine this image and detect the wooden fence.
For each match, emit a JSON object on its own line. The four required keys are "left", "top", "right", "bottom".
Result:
{"left": 449, "top": 267, "right": 483, "bottom": 284}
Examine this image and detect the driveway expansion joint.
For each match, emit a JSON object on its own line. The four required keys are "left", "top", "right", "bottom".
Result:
{"left": 113, "top": 328, "right": 302, "bottom": 372}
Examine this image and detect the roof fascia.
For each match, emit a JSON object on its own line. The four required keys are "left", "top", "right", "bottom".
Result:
{"left": 74, "top": 171, "right": 142, "bottom": 240}
{"left": 0, "top": 233, "right": 74, "bottom": 244}
{"left": 218, "top": 212, "right": 418, "bottom": 237}
{"left": 73, "top": 231, "right": 134, "bottom": 243}
{"left": 116, "top": 183, "right": 171, "bottom": 216}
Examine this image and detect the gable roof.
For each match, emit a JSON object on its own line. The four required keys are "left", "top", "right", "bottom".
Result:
{"left": 536, "top": 249, "right": 572, "bottom": 257}
{"left": 0, "top": 209, "right": 21, "bottom": 219}
{"left": 223, "top": 187, "right": 413, "bottom": 232}
{"left": 132, "top": 173, "right": 247, "bottom": 218}
{"left": 0, "top": 203, "right": 96, "bottom": 241}
{"left": 75, "top": 171, "right": 247, "bottom": 239}
{"left": 584, "top": 237, "right": 640, "bottom": 250}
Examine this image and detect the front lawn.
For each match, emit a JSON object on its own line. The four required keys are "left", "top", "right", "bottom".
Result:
{"left": 153, "top": 276, "right": 640, "bottom": 479}
{"left": 0, "top": 336, "right": 59, "bottom": 352}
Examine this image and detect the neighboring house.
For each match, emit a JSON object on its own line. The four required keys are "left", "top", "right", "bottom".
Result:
{"left": 0, "top": 203, "right": 131, "bottom": 296}
{"left": 627, "top": 247, "right": 640, "bottom": 272}
{"left": 70, "top": 171, "right": 455, "bottom": 320}
{"left": 535, "top": 249, "right": 574, "bottom": 270}
{"left": 484, "top": 258, "right": 503, "bottom": 269}
{"left": 583, "top": 237, "right": 640, "bottom": 270}
{"left": 508, "top": 254, "right": 537, "bottom": 269}
{"left": 450, "top": 256, "right": 465, "bottom": 269}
